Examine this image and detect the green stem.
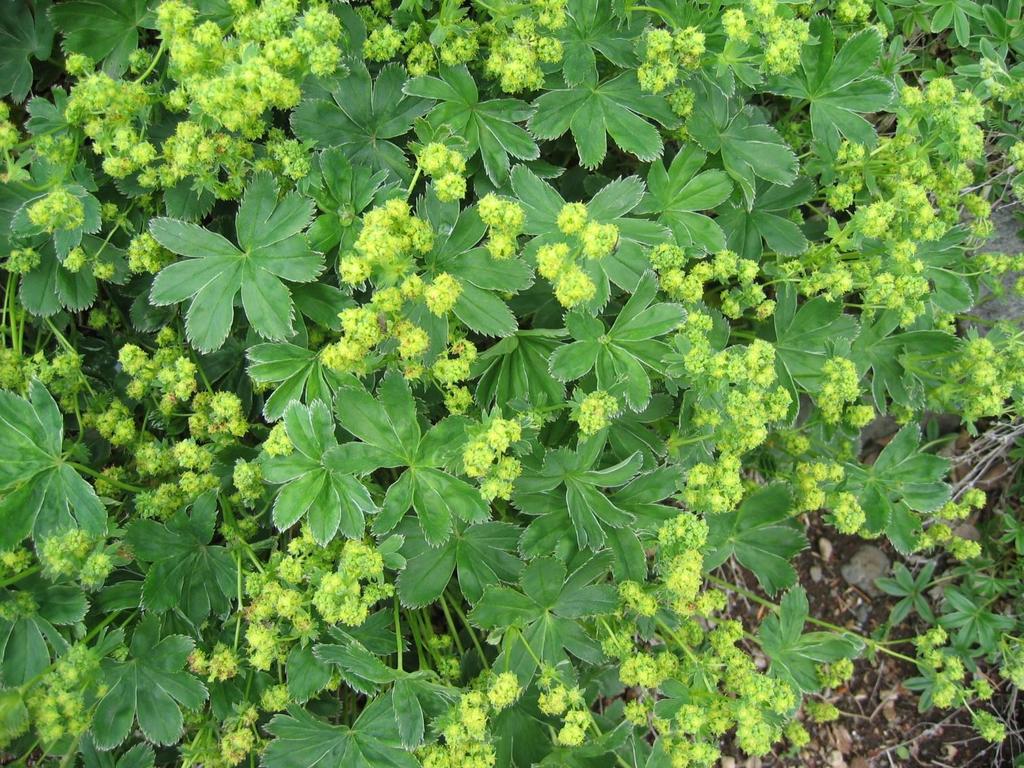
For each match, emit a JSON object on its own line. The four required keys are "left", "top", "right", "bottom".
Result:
{"left": 0, "top": 564, "right": 41, "bottom": 589}
{"left": 707, "top": 575, "right": 919, "bottom": 664}
{"left": 393, "top": 597, "right": 404, "bottom": 672}
{"left": 446, "top": 590, "right": 486, "bottom": 662}
{"left": 133, "top": 40, "right": 167, "bottom": 83}
{"left": 405, "top": 167, "right": 422, "bottom": 198}
{"left": 67, "top": 461, "right": 145, "bottom": 492}
{"left": 438, "top": 593, "right": 465, "bottom": 656}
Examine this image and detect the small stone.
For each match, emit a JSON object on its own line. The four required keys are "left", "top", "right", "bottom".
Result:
{"left": 818, "top": 537, "right": 834, "bottom": 561}
{"left": 850, "top": 757, "right": 870, "bottom": 768}
{"left": 810, "top": 565, "right": 823, "bottom": 582}
{"left": 840, "top": 545, "right": 890, "bottom": 596}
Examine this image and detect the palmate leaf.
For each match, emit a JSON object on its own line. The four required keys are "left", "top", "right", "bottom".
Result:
{"left": 331, "top": 372, "right": 487, "bottom": 545}
{"left": 548, "top": 272, "right": 684, "bottom": 410}
{"left": 12, "top": 183, "right": 101, "bottom": 258}
{"left": 769, "top": 18, "right": 895, "bottom": 152}
{"left": 513, "top": 442, "right": 643, "bottom": 551}
{"left": 474, "top": 329, "right": 566, "bottom": 409}
{"left": 528, "top": 71, "right": 679, "bottom": 169}
{"left": 263, "top": 697, "right": 419, "bottom": 768}
{"left": 92, "top": 616, "right": 208, "bottom": 749}
{"left": 555, "top": 0, "right": 639, "bottom": 86}
{"left": 513, "top": 166, "right": 670, "bottom": 310}
{"left": 852, "top": 312, "right": 959, "bottom": 411}
{"left": 307, "top": 147, "right": 396, "bottom": 254}
{"left": 637, "top": 145, "right": 733, "bottom": 253}
{"left": 395, "top": 519, "right": 523, "bottom": 607}
{"left": 19, "top": 234, "right": 128, "bottom": 317}
{"left": 149, "top": 173, "right": 324, "bottom": 352}
{"left": 261, "top": 400, "right": 379, "bottom": 545}
{"left": 125, "top": 494, "right": 235, "bottom": 624}
{"left": 842, "top": 425, "right": 951, "bottom": 553}
{"left": 418, "top": 189, "right": 533, "bottom": 337}
{"left": 247, "top": 342, "right": 348, "bottom": 421}
{"left": 404, "top": 65, "right": 539, "bottom": 185}
{"left": 717, "top": 177, "right": 815, "bottom": 261}
{"left": 470, "top": 555, "right": 617, "bottom": 680}
{"left": 758, "top": 587, "right": 861, "bottom": 692}
{"left": 0, "top": 0, "right": 53, "bottom": 102}
{"left": 772, "top": 284, "right": 859, "bottom": 397}
{"left": 1, "top": 576, "right": 86, "bottom": 686}
{"left": 704, "top": 485, "right": 807, "bottom": 595}
{"left": 688, "top": 85, "right": 798, "bottom": 209}
{"left": 292, "top": 63, "right": 430, "bottom": 182}
{"left": 0, "top": 381, "right": 106, "bottom": 549}
{"left": 50, "top": 0, "right": 150, "bottom": 76}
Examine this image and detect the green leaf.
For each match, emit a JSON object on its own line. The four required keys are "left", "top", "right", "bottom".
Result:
{"left": 50, "top": 0, "right": 149, "bottom": 76}
{"left": 149, "top": 173, "right": 323, "bottom": 352}
{"left": 705, "top": 485, "right": 806, "bottom": 595}
{"left": 0, "top": 0, "right": 53, "bottom": 102}
{"left": 126, "top": 494, "right": 235, "bottom": 624}
{"left": 262, "top": 400, "right": 378, "bottom": 545}
{"left": 773, "top": 285, "right": 859, "bottom": 392}
{"left": 638, "top": 145, "right": 732, "bottom": 252}
{"left": 529, "top": 71, "right": 679, "bottom": 169}
{"left": 420, "top": 195, "right": 530, "bottom": 336}
{"left": 475, "top": 330, "right": 566, "bottom": 408}
{"left": 717, "top": 178, "right": 814, "bottom": 260}
{"left": 514, "top": 446, "right": 642, "bottom": 550}
{"left": 263, "top": 698, "right": 419, "bottom": 768}
{"left": 332, "top": 375, "right": 485, "bottom": 545}
{"left": 285, "top": 643, "right": 333, "bottom": 703}
{"left": 406, "top": 65, "right": 539, "bottom": 185}
{"left": 758, "top": 587, "right": 862, "bottom": 692}
{"left": 555, "top": 0, "right": 638, "bottom": 86}
{"left": 770, "top": 19, "right": 895, "bottom": 152}
{"left": 513, "top": 167, "right": 669, "bottom": 309}
{"left": 470, "top": 556, "right": 615, "bottom": 680}
{"left": 852, "top": 313, "right": 959, "bottom": 411}
{"left": 292, "top": 63, "right": 430, "bottom": 181}
{"left": 308, "top": 148, "right": 394, "bottom": 253}
{"left": 396, "top": 519, "right": 523, "bottom": 607}
{"left": 549, "top": 272, "right": 682, "bottom": 409}
{"left": 691, "top": 103, "right": 798, "bottom": 209}
{"left": 247, "top": 342, "right": 346, "bottom": 421}
{"left": 92, "top": 616, "right": 207, "bottom": 749}
{"left": 843, "top": 425, "right": 950, "bottom": 553}
{"left": 0, "top": 381, "right": 106, "bottom": 548}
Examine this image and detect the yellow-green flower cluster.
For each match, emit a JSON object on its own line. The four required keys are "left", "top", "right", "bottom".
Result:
{"left": 818, "top": 357, "right": 862, "bottom": 424}
{"left": 462, "top": 417, "right": 523, "bottom": 500}
{"left": 418, "top": 143, "right": 468, "bottom": 202}
{"left": 39, "top": 529, "right": 112, "bottom": 591}
{"left": 341, "top": 199, "right": 434, "bottom": 285}
{"left": 536, "top": 203, "right": 620, "bottom": 308}
{"left": 682, "top": 453, "right": 744, "bottom": 515}
{"left": 432, "top": 339, "right": 478, "bottom": 413}
{"left": 26, "top": 188, "right": 85, "bottom": 233}
{"left": 312, "top": 540, "right": 392, "bottom": 626}
{"left": 478, "top": 194, "right": 525, "bottom": 260}
{"left": 483, "top": 18, "right": 563, "bottom": 94}
{"left": 573, "top": 390, "right": 620, "bottom": 436}
{"left": 936, "top": 335, "right": 1024, "bottom": 423}
{"left": 25, "top": 645, "right": 101, "bottom": 745}
{"left": 187, "top": 392, "right": 246, "bottom": 442}
{"left": 422, "top": 690, "right": 497, "bottom": 768}
{"left": 157, "top": 0, "right": 342, "bottom": 138}
{"left": 637, "top": 27, "right": 705, "bottom": 94}
{"left": 747, "top": 0, "right": 810, "bottom": 75}
{"left": 119, "top": 338, "right": 198, "bottom": 413}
